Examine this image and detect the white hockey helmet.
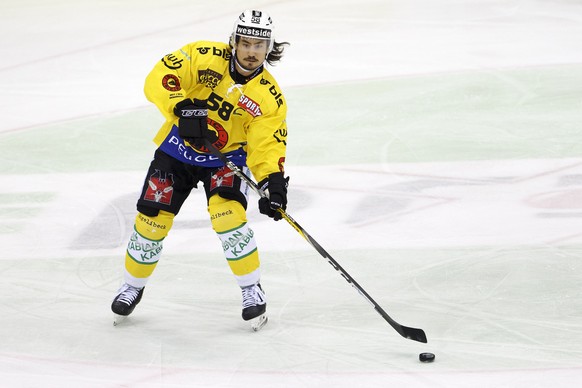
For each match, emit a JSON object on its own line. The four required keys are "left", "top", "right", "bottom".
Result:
{"left": 230, "top": 10, "right": 275, "bottom": 54}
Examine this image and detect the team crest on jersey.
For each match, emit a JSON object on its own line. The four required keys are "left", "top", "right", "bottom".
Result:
{"left": 198, "top": 69, "right": 222, "bottom": 89}
{"left": 144, "top": 170, "right": 174, "bottom": 205}
{"left": 210, "top": 167, "right": 236, "bottom": 191}
{"left": 237, "top": 95, "right": 262, "bottom": 117}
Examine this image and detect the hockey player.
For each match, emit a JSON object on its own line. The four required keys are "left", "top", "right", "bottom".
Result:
{"left": 111, "top": 10, "right": 290, "bottom": 331}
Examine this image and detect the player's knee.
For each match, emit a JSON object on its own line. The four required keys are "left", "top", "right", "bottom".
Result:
{"left": 208, "top": 195, "right": 247, "bottom": 233}
{"left": 134, "top": 210, "right": 174, "bottom": 239}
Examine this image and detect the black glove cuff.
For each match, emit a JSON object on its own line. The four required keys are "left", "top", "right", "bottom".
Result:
{"left": 271, "top": 172, "right": 288, "bottom": 190}
{"left": 259, "top": 172, "right": 288, "bottom": 193}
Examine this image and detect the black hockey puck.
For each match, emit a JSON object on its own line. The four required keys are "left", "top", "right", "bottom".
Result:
{"left": 419, "top": 352, "right": 435, "bottom": 362}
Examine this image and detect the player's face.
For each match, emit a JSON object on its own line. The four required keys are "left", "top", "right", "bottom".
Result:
{"left": 235, "top": 37, "right": 269, "bottom": 73}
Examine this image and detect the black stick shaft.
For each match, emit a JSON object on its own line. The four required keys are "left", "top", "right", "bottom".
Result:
{"left": 204, "top": 141, "right": 427, "bottom": 343}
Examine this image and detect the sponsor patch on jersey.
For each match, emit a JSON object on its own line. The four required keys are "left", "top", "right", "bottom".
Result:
{"left": 237, "top": 95, "right": 262, "bottom": 117}
{"left": 198, "top": 69, "right": 222, "bottom": 89}
{"left": 273, "top": 127, "right": 287, "bottom": 145}
{"left": 162, "top": 53, "right": 184, "bottom": 69}
{"left": 162, "top": 74, "right": 181, "bottom": 91}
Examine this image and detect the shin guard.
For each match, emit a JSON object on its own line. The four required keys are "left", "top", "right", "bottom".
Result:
{"left": 209, "top": 195, "right": 260, "bottom": 287}
{"left": 124, "top": 210, "right": 174, "bottom": 288}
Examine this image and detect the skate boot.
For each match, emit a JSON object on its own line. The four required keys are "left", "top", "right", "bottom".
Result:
{"left": 111, "top": 283, "right": 144, "bottom": 325}
{"left": 241, "top": 282, "right": 268, "bottom": 331}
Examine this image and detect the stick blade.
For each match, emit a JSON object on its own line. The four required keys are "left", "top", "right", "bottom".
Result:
{"left": 400, "top": 326, "right": 428, "bottom": 343}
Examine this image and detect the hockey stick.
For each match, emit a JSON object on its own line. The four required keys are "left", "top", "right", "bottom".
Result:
{"left": 204, "top": 141, "right": 427, "bottom": 343}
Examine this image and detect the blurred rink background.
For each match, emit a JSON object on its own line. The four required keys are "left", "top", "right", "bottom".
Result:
{"left": 1, "top": 0, "right": 582, "bottom": 387}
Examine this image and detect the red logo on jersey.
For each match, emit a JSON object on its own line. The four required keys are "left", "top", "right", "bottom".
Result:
{"left": 237, "top": 95, "right": 262, "bottom": 117}
{"left": 144, "top": 170, "right": 174, "bottom": 204}
{"left": 162, "top": 74, "right": 181, "bottom": 91}
{"left": 210, "top": 167, "right": 236, "bottom": 191}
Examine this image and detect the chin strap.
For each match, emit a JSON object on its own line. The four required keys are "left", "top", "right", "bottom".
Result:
{"left": 229, "top": 55, "right": 263, "bottom": 84}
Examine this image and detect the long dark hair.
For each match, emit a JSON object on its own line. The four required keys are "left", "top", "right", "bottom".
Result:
{"left": 266, "top": 41, "right": 290, "bottom": 66}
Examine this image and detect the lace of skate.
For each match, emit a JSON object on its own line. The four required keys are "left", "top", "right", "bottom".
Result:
{"left": 242, "top": 284, "right": 264, "bottom": 308}
{"left": 116, "top": 284, "right": 141, "bottom": 306}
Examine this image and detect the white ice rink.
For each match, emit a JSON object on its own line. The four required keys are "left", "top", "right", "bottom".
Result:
{"left": 1, "top": 1, "right": 582, "bottom": 387}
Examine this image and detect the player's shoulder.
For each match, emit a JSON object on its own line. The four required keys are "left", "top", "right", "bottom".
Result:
{"left": 259, "top": 68, "right": 281, "bottom": 87}
{"left": 252, "top": 69, "right": 285, "bottom": 110}
{"left": 181, "top": 40, "right": 232, "bottom": 60}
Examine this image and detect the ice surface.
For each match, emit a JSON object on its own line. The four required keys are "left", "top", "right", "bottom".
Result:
{"left": 1, "top": 1, "right": 582, "bottom": 387}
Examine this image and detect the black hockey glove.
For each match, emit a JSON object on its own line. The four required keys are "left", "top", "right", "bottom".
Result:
{"left": 173, "top": 98, "right": 218, "bottom": 147}
{"left": 258, "top": 172, "right": 289, "bottom": 221}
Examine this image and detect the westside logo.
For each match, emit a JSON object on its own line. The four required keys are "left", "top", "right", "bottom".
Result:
{"left": 236, "top": 26, "right": 271, "bottom": 38}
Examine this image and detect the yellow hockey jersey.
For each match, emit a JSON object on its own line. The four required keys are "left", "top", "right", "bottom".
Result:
{"left": 144, "top": 41, "right": 287, "bottom": 183}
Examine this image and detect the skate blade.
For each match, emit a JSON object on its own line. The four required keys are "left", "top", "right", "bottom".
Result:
{"left": 113, "top": 314, "right": 127, "bottom": 326}
{"left": 250, "top": 314, "right": 268, "bottom": 332}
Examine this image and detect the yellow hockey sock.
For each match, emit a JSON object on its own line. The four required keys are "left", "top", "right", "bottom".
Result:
{"left": 209, "top": 195, "right": 260, "bottom": 287}
{"left": 124, "top": 210, "right": 174, "bottom": 287}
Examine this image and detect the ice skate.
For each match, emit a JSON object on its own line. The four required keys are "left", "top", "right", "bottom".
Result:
{"left": 111, "top": 283, "right": 144, "bottom": 326}
{"left": 241, "top": 282, "right": 268, "bottom": 331}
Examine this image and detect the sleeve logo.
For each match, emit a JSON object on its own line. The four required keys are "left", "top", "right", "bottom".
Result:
{"left": 162, "top": 53, "right": 184, "bottom": 69}
{"left": 162, "top": 74, "right": 181, "bottom": 91}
